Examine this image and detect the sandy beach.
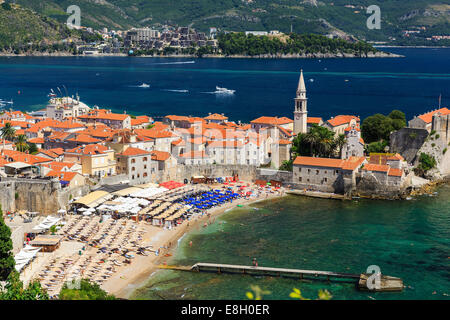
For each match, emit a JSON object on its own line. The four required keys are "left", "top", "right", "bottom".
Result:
{"left": 103, "top": 187, "right": 287, "bottom": 299}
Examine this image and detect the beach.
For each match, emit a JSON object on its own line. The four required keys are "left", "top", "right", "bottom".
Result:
{"left": 102, "top": 186, "right": 287, "bottom": 299}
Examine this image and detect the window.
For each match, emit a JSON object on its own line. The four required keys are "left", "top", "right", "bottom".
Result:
{"left": 144, "top": 165, "right": 147, "bottom": 169}
{"left": 324, "top": 170, "right": 327, "bottom": 174}
{"left": 308, "top": 169, "right": 311, "bottom": 174}
{"left": 132, "top": 167, "right": 136, "bottom": 171}
{"left": 299, "top": 177, "right": 302, "bottom": 182}
{"left": 316, "top": 170, "right": 319, "bottom": 175}
{"left": 324, "top": 178, "right": 328, "bottom": 182}
{"left": 143, "top": 157, "right": 148, "bottom": 162}
{"left": 307, "top": 179, "right": 310, "bottom": 182}
{"left": 143, "top": 172, "right": 147, "bottom": 177}
{"left": 131, "top": 159, "right": 136, "bottom": 164}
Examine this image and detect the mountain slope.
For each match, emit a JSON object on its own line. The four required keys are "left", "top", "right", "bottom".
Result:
{"left": 0, "top": 3, "right": 74, "bottom": 49}
{"left": 13, "top": 0, "right": 450, "bottom": 42}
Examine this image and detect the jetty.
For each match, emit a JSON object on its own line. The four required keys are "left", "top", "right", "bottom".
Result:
{"left": 158, "top": 262, "right": 404, "bottom": 292}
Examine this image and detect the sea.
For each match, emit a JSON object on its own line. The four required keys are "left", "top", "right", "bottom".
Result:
{"left": 131, "top": 186, "right": 450, "bottom": 300}
{"left": 0, "top": 48, "right": 449, "bottom": 123}
{"left": 0, "top": 48, "right": 449, "bottom": 300}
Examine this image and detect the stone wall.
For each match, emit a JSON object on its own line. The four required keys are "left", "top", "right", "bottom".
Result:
{"left": 390, "top": 128, "right": 429, "bottom": 164}
{"left": 150, "top": 165, "right": 259, "bottom": 183}
{"left": 417, "top": 134, "right": 450, "bottom": 179}
{"left": 0, "top": 181, "right": 16, "bottom": 212}
{"left": 0, "top": 178, "right": 90, "bottom": 215}
{"left": 256, "top": 169, "right": 292, "bottom": 184}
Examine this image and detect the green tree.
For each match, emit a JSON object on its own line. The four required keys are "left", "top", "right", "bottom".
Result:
{"left": 59, "top": 279, "right": 116, "bottom": 300}
{"left": 335, "top": 134, "right": 347, "bottom": 158}
{"left": 0, "top": 206, "right": 15, "bottom": 281}
{"left": 15, "top": 134, "right": 28, "bottom": 152}
{"left": 279, "top": 160, "right": 293, "bottom": 172}
{"left": 0, "top": 271, "right": 49, "bottom": 300}
{"left": 361, "top": 110, "right": 406, "bottom": 144}
{"left": 416, "top": 153, "right": 436, "bottom": 175}
{"left": 27, "top": 143, "right": 38, "bottom": 154}
{"left": 0, "top": 122, "right": 16, "bottom": 150}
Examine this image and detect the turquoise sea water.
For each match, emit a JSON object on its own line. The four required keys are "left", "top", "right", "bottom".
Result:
{"left": 132, "top": 185, "right": 450, "bottom": 300}
{"left": 0, "top": 48, "right": 449, "bottom": 122}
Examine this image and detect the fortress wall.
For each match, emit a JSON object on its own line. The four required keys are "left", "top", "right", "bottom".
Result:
{"left": 390, "top": 128, "right": 429, "bottom": 164}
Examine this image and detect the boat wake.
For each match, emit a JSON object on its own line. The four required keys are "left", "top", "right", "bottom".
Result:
{"left": 162, "top": 89, "right": 189, "bottom": 93}
{"left": 150, "top": 61, "right": 195, "bottom": 65}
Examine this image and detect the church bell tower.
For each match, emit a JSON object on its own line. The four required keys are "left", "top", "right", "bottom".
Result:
{"left": 294, "top": 69, "right": 308, "bottom": 135}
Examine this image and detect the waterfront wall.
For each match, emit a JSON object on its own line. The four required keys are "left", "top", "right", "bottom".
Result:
{"left": 149, "top": 165, "right": 259, "bottom": 183}
{"left": 0, "top": 178, "right": 90, "bottom": 215}
{"left": 256, "top": 169, "right": 293, "bottom": 184}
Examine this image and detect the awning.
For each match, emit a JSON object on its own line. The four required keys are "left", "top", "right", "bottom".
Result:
{"left": 112, "top": 187, "right": 145, "bottom": 197}
{"left": 73, "top": 190, "right": 112, "bottom": 208}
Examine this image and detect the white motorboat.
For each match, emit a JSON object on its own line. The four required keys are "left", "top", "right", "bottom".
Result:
{"left": 215, "top": 86, "right": 235, "bottom": 94}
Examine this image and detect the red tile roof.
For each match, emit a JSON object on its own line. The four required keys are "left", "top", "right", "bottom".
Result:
{"left": 307, "top": 117, "right": 323, "bottom": 124}
{"left": 388, "top": 168, "right": 403, "bottom": 177}
{"left": 362, "top": 163, "right": 390, "bottom": 173}
{"left": 204, "top": 113, "right": 228, "bottom": 121}
{"left": 293, "top": 156, "right": 364, "bottom": 171}
{"left": 278, "top": 139, "right": 292, "bottom": 145}
{"left": 293, "top": 156, "right": 344, "bottom": 168}
{"left": 151, "top": 150, "right": 171, "bottom": 161}
{"left": 417, "top": 108, "right": 450, "bottom": 124}
{"left": 251, "top": 116, "right": 293, "bottom": 125}
{"left": 119, "top": 147, "right": 150, "bottom": 157}
{"left": 28, "top": 137, "right": 45, "bottom": 144}
{"left": 66, "top": 144, "right": 111, "bottom": 155}
{"left": 327, "top": 115, "right": 359, "bottom": 127}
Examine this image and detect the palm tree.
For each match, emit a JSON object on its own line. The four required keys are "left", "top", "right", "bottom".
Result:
{"left": 335, "top": 134, "right": 347, "bottom": 158}
{"left": 0, "top": 122, "right": 16, "bottom": 151}
{"left": 304, "top": 130, "right": 320, "bottom": 156}
{"left": 15, "top": 134, "right": 28, "bottom": 153}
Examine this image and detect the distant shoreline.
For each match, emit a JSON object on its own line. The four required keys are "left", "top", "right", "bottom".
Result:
{"left": 374, "top": 45, "right": 450, "bottom": 49}
{"left": 0, "top": 52, "right": 403, "bottom": 59}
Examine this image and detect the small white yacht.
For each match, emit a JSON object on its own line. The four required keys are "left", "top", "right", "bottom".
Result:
{"left": 215, "top": 86, "right": 235, "bottom": 94}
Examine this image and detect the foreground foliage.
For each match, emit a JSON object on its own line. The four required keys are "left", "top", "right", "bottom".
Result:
{"left": 59, "top": 279, "right": 116, "bottom": 300}
{"left": 0, "top": 271, "right": 49, "bottom": 300}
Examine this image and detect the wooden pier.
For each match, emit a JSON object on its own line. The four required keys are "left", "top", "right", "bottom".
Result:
{"left": 158, "top": 262, "right": 404, "bottom": 292}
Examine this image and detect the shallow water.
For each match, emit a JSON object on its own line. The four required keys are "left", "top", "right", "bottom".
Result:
{"left": 132, "top": 185, "right": 450, "bottom": 300}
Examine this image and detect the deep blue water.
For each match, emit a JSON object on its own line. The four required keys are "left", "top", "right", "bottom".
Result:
{"left": 0, "top": 48, "right": 449, "bottom": 123}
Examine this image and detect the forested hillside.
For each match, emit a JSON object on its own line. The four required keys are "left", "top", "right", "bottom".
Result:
{"left": 14, "top": 0, "right": 450, "bottom": 43}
